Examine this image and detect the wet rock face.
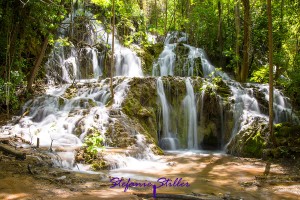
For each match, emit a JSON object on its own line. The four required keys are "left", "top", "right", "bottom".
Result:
{"left": 105, "top": 121, "right": 136, "bottom": 148}
{"left": 121, "top": 77, "right": 158, "bottom": 142}
{"left": 121, "top": 76, "right": 234, "bottom": 150}
{"left": 197, "top": 83, "right": 234, "bottom": 150}
{"left": 226, "top": 117, "right": 300, "bottom": 159}
{"left": 226, "top": 116, "right": 269, "bottom": 157}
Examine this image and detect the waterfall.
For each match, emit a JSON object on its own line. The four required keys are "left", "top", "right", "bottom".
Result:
{"left": 152, "top": 43, "right": 177, "bottom": 76}
{"left": 46, "top": 9, "right": 143, "bottom": 84}
{"left": 152, "top": 32, "right": 186, "bottom": 76}
{"left": 183, "top": 78, "right": 198, "bottom": 149}
{"left": 218, "top": 96, "right": 225, "bottom": 149}
{"left": 228, "top": 82, "right": 262, "bottom": 137}
{"left": 157, "top": 77, "right": 178, "bottom": 150}
{"left": 153, "top": 31, "right": 298, "bottom": 151}
{"left": 258, "top": 85, "right": 299, "bottom": 124}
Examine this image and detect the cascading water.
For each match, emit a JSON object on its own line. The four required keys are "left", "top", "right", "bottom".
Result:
{"left": 152, "top": 32, "right": 185, "bottom": 76}
{"left": 153, "top": 31, "right": 298, "bottom": 151}
{"left": 0, "top": 2, "right": 298, "bottom": 174}
{"left": 46, "top": 9, "right": 143, "bottom": 84}
{"left": 228, "top": 82, "right": 262, "bottom": 137}
{"left": 0, "top": 9, "right": 148, "bottom": 171}
{"left": 258, "top": 85, "right": 299, "bottom": 124}
{"left": 157, "top": 77, "right": 178, "bottom": 150}
{"left": 183, "top": 78, "right": 198, "bottom": 149}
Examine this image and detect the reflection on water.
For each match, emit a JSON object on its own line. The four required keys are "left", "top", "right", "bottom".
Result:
{"left": 108, "top": 151, "right": 300, "bottom": 200}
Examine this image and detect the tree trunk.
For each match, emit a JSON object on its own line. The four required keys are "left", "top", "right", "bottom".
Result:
{"left": 110, "top": 0, "right": 115, "bottom": 100}
{"left": 267, "top": 0, "right": 277, "bottom": 147}
{"left": 240, "top": 0, "right": 250, "bottom": 82}
{"left": 217, "top": 1, "right": 224, "bottom": 68}
{"left": 27, "top": 35, "right": 49, "bottom": 92}
{"left": 164, "top": 0, "right": 168, "bottom": 35}
{"left": 275, "top": 0, "right": 284, "bottom": 80}
{"left": 186, "top": 0, "right": 190, "bottom": 44}
{"left": 0, "top": 144, "right": 26, "bottom": 160}
{"left": 235, "top": 0, "right": 241, "bottom": 81}
{"left": 174, "top": 0, "right": 176, "bottom": 29}
{"left": 155, "top": 0, "right": 158, "bottom": 31}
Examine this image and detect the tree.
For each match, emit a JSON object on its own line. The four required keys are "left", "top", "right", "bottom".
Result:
{"left": 164, "top": 0, "right": 168, "bottom": 35}
{"left": 240, "top": 0, "right": 251, "bottom": 82}
{"left": 267, "top": 0, "right": 277, "bottom": 146}
{"left": 27, "top": 35, "right": 49, "bottom": 92}
{"left": 110, "top": 0, "right": 115, "bottom": 100}
{"left": 217, "top": 0, "right": 224, "bottom": 67}
{"left": 235, "top": 0, "right": 241, "bottom": 80}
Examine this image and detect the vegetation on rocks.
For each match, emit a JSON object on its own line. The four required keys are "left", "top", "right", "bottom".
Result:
{"left": 122, "top": 77, "right": 158, "bottom": 141}
{"left": 227, "top": 118, "right": 300, "bottom": 159}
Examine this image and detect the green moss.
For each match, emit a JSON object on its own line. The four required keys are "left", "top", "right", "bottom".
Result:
{"left": 64, "top": 86, "right": 78, "bottom": 99}
{"left": 117, "top": 77, "right": 166, "bottom": 148}
{"left": 91, "top": 160, "right": 108, "bottom": 170}
{"left": 88, "top": 99, "right": 97, "bottom": 107}
{"left": 151, "top": 145, "right": 164, "bottom": 155}
{"left": 122, "top": 96, "right": 141, "bottom": 116}
{"left": 243, "top": 132, "right": 266, "bottom": 157}
{"left": 58, "top": 97, "right": 65, "bottom": 107}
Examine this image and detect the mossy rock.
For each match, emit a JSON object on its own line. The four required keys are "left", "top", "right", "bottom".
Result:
{"left": 104, "top": 122, "right": 136, "bottom": 148}
{"left": 91, "top": 160, "right": 109, "bottom": 170}
{"left": 226, "top": 117, "right": 269, "bottom": 158}
{"left": 243, "top": 132, "right": 266, "bottom": 157}
{"left": 151, "top": 145, "right": 164, "bottom": 155}
{"left": 121, "top": 77, "right": 158, "bottom": 141}
{"left": 64, "top": 86, "right": 78, "bottom": 99}
{"left": 58, "top": 97, "right": 65, "bottom": 108}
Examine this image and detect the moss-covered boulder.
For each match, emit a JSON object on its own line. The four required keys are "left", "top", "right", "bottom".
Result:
{"left": 227, "top": 119, "right": 300, "bottom": 159}
{"left": 132, "top": 43, "right": 164, "bottom": 75}
{"left": 226, "top": 117, "right": 269, "bottom": 157}
{"left": 121, "top": 77, "right": 158, "bottom": 141}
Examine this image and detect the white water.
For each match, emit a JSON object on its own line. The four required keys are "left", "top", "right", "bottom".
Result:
{"left": 153, "top": 31, "right": 298, "bottom": 151}
{"left": 152, "top": 32, "right": 184, "bottom": 76}
{"left": 183, "top": 78, "right": 198, "bottom": 149}
{"left": 1, "top": 6, "right": 299, "bottom": 176}
{"left": 258, "top": 84, "right": 299, "bottom": 124}
{"left": 46, "top": 10, "right": 143, "bottom": 84}
{"left": 157, "top": 77, "right": 178, "bottom": 150}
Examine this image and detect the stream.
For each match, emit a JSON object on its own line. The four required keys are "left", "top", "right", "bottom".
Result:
{"left": 0, "top": 7, "right": 299, "bottom": 200}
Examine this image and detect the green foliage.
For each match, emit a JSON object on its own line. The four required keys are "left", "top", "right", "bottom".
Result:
{"left": 0, "top": 0, "right": 299, "bottom": 113}
{"left": 0, "top": 0, "right": 71, "bottom": 112}
{"left": 0, "top": 69, "right": 25, "bottom": 111}
{"left": 250, "top": 66, "right": 269, "bottom": 83}
{"left": 83, "top": 129, "right": 105, "bottom": 156}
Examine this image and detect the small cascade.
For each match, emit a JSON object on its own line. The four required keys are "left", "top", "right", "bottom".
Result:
{"left": 182, "top": 78, "right": 198, "bottom": 149}
{"left": 218, "top": 96, "right": 225, "bottom": 149}
{"left": 157, "top": 77, "right": 178, "bottom": 150}
{"left": 153, "top": 31, "right": 299, "bottom": 152}
{"left": 152, "top": 32, "right": 185, "bottom": 76}
{"left": 94, "top": 22, "right": 144, "bottom": 77}
{"left": 104, "top": 134, "right": 164, "bottom": 170}
{"left": 46, "top": 11, "right": 104, "bottom": 83}
{"left": 228, "top": 82, "right": 262, "bottom": 137}
{"left": 153, "top": 32, "right": 229, "bottom": 79}
{"left": 258, "top": 85, "right": 299, "bottom": 124}
{"left": 152, "top": 43, "right": 177, "bottom": 76}
{"left": 0, "top": 78, "right": 137, "bottom": 170}
{"left": 46, "top": 9, "right": 143, "bottom": 84}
